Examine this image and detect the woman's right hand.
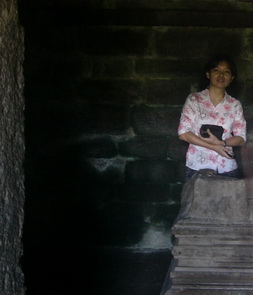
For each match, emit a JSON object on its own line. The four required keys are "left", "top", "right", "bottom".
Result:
{"left": 179, "top": 131, "right": 234, "bottom": 158}
{"left": 200, "top": 129, "right": 222, "bottom": 145}
{"left": 201, "top": 129, "right": 234, "bottom": 158}
{"left": 213, "top": 144, "right": 234, "bottom": 159}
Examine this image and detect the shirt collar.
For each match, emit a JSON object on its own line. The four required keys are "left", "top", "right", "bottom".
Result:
{"left": 204, "top": 88, "right": 228, "bottom": 104}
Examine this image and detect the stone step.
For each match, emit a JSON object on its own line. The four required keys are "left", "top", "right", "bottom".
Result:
{"left": 173, "top": 245, "right": 253, "bottom": 257}
{"left": 164, "top": 290, "right": 253, "bottom": 295}
{"left": 174, "top": 266, "right": 253, "bottom": 272}
{"left": 176, "top": 258, "right": 253, "bottom": 268}
{"left": 171, "top": 270, "right": 253, "bottom": 286}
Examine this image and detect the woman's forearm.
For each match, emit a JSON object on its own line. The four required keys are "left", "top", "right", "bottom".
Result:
{"left": 179, "top": 131, "right": 245, "bottom": 158}
{"left": 224, "top": 136, "right": 245, "bottom": 147}
{"left": 179, "top": 132, "right": 221, "bottom": 150}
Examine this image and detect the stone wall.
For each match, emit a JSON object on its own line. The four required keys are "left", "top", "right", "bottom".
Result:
{"left": 20, "top": 0, "right": 253, "bottom": 251}
{"left": 0, "top": 0, "right": 25, "bottom": 294}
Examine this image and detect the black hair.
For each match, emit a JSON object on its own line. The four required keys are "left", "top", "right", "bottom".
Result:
{"left": 199, "top": 54, "right": 239, "bottom": 94}
{"left": 204, "top": 54, "right": 238, "bottom": 78}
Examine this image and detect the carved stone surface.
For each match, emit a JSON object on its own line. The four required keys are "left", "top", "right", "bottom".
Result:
{"left": 0, "top": 1, "right": 25, "bottom": 294}
{"left": 163, "top": 170, "right": 253, "bottom": 295}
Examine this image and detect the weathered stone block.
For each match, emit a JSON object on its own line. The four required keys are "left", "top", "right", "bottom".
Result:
{"left": 170, "top": 183, "right": 183, "bottom": 204}
{"left": 176, "top": 161, "right": 187, "bottom": 183}
{"left": 76, "top": 79, "right": 145, "bottom": 105}
{"left": 136, "top": 58, "right": 202, "bottom": 79}
{"left": 82, "top": 104, "right": 130, "bottom": 135}
{"left": 114, "top": 183, "right": 171, "bottom": 202}
{"left": 155, "top": 28, "right": 244, "bottom": 58}
{"left": 133, "top": 224, "right": 174, "bottom": 249}
{"left": 80, "top": 27, "right": 151, "bottom": 56}
{"left": 131, "top": 105, "right": 181, "bottom": 136}
{"left": 240, "top": 145, "right": 253, "bottom": 181}
{"left": 95, "top": 201, "right": 147, "bottom": 246}
{"left": 92, "top": 57, "right": 135, "bottom": 78}
{"left": 178, "top": 174, "right": 248, "bottom": 223}
{"left": 70, "top": 0, "right": 247, "bottom": 11}
{"left": 119, "top": 136, "right": 168, "bottom": 158}
{"left": 242, "top": 82, "right": 253, "bottom": 106}
{"left": 243, "top": 107, "right": 253, "bottom": 135}
{"left": 142, "top": 203, "right": 180, "bottom": 226}
{"left": 246, "top": 29, "right": 253, "bottom": 56}
{"left": 165, "top": 290, "right": 253, "bottom": 295}
{"left": 83, "top": 157, "right": 125, "bottom": 184}
{"left": 125, "top": 160, "right": 178, "bottom": 184}
{"left": 35, "top": 154, "right": 125, "bottom": 187}
{"left": 113, "top": 0, "right": 241, "bottom": 10}
{"left": 145, "top": 79, "right": 191, "bottom": 105}
{"left": 68, "top": 135, "right": 117, "bottom": 158}
{"left": 167, "top": 136, "right": 188, "bottom": 160}
{"left": 95, "top": 0, "right": 172, "bottom": 9}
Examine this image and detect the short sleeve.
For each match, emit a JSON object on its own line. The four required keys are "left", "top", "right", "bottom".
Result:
{"left": 178, "top": 94, "right": 197, "bottom": 136}
{"left": 232, "top": 101, "right": 247, "bottom": 142}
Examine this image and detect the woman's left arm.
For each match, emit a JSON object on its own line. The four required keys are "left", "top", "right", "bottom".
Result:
{"left": 228, "top": 101, "right": 247, "bottom": 147}
{"left": 224, "top": 136, "right": 245, "bottom": 147}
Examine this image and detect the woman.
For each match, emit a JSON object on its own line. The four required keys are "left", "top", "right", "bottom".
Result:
{"left": 178, "top": 54, "right": 247, "bottom": 181}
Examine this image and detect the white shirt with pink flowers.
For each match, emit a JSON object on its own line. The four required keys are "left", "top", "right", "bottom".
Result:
{"left": 178, "top": 89, "right": 247, "bottom": 173}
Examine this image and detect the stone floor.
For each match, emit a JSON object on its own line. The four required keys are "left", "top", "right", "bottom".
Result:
{"left": 22, "top": 247, "right": 172, "bottom": 295}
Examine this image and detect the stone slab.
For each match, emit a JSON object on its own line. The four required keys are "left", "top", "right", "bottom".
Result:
{"left": 163, "top": 171, "right": 253, "bottom": 295}
{"left": 165, "top": 289, "right": 253, "bottom": 295}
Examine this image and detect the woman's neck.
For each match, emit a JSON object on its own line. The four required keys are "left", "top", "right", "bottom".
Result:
{"left": 208, "top": 86, "right": 225, "bottom": 106}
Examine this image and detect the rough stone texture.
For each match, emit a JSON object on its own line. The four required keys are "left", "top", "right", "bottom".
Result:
{"left": 135, "top": 58, "right": 203, "bottom": 79}
{"left": 93, "top": 57, "right": 135, "bottom": 78}
{"left": 177, "top": 172, "right": 248, "bottom": 222}
{"left": 119, "top": 136, "right": 168, "bottom": 158}
{"left": 68, "top": 135, "right": 118, "bottom": 158}
{"left": 81, "top": 27, "right": 151, "bottom": 56}
{"left": 155, "top": 28, "right": 244, "bottom": 58}
{"left": 114, "top": 183, "right": 172, "bottom": 202}
{"left": 76, "top": 79, "right": 145, "bottom": 105}
{"left": 0, "top": 0, "right": 25, "bottom": 294}
{"left": 125, "top": 160, "right": 178, "bottom": 184}
{"left": 131, "top": 106, "right": 181, "bottom": 136}
{"left": 165, "top": 291, "right": 253, "bottom": 295}
{"left": 145, "top": 79, "right": 191, "bottom": 105}
{"left": 30, "top": 101, "right": 131, "bottom": 137}
{"left": 163, "top": 170, "right": 253, "bottom": 295}
{"left": 167, "top": 136, "right": 188, "bottom": 160}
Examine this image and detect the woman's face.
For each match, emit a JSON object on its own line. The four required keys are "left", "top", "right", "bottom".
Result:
{"left": 206, "top": 61, "right": 234, "bottom": 90}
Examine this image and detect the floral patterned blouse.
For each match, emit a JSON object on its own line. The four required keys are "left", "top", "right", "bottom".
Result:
{"left": 178, "top": 89, "right": 247, "bottom": 173}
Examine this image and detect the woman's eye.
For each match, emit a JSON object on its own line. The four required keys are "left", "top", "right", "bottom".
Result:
{"left": 211, "top": 68, "right": 231, "bottom": 75}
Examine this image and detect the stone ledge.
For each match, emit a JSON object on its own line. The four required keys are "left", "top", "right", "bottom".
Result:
{"left": 165, "top": 288, "right": 253, "bottom": 295}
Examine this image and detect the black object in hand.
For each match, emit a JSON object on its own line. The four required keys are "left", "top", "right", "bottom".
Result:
{"left": 200, "top": 124, "right": 224, "bottom": 140}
